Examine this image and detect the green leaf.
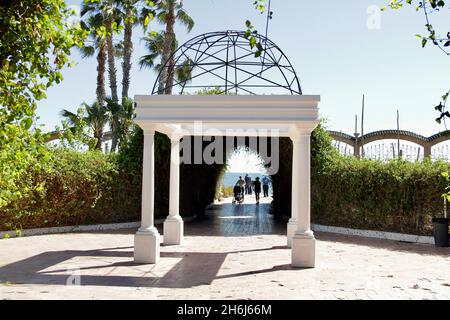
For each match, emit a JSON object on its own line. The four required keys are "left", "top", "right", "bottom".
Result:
{"left": 249, "top": 37, "right": 257, "bottom": 49}
{"left": 144, "top": 15, "right": 150, "bottom": 27}
{"left": 21, "top": 118, "right": 32, "bottom": 130}
{"left": 422, "top": 38, "right": 427, "bottom": 48}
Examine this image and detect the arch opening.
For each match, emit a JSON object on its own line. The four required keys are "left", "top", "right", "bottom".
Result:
{"left": 217, "top": 145, "right": 273, "bottom": 202}
{"left": 431, "top": 141, "right": 450, "bottom": 161}
{"left": 332, "top": 140, "right": 354, "bottom": 157}
{"left": 361, "top": 140, "right": 425, "bottom": 161}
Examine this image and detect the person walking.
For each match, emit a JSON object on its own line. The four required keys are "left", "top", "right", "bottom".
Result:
{"left": 262, "top": 176, "right": 270, "bottom": 197}
{"left": 237, "top": 176, "right": 245, "bottom": 200}
{"left": 244, "top": 174, "right": 252, "bottom": 195}
{"left": 253, "top": 177, "right": 261, "bottom": 204}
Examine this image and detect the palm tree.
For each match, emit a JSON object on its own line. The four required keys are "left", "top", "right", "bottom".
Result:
{"left": 118, "top": 97, "right": 136, "bottom": 150}
{"left": 120, "top": 0, "right": 141, "bottom": 103}
{"left": 81, "top": 0, "right": 121, "bottom": 103}
{"left": 152, "top": 0, "right": 194, "bottom": 94}
{"left": 139, "top": 31, "right": 175, "bottom": 71}
{"left": 102, "top": 97, "right": 136, "bottom": 152}
{"left": 105, "top": 97, "right": 122, "bottom": 152}
{"left": 61, "top": 102, "right": 109, "bottom": 150}
{"left": 121, "top": 1, "right": 134, "bottom": 103}
{"left": 139, "top": 31, "right": 193, "bottom": 90}
{"left": 105, "top": 0, "right": 122, "bottom": 102}
{"left": 79, "top": 6, "right": 107, "bottom": 108}
{"left": 173, "top": 56, "right": 194, "bottom": 91}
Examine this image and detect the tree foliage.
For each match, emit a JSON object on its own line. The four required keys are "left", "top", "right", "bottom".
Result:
{"left": 0, "top": 1, "right": 86, "bottom": 206}
{"left": 151, "top": 0, "right": 194, "bottom": 94}
{"left": 384, "top": 0, "right": 449, "bottom": 52}
{"left": 383, "top": 1, "right": 450, "bottom": 125}
{"left": 60, "top": 101, "right": 109, "bottom": 150}
{"left": 244, "top": 0, "right": 272, "bottom": 57}
{"left": 271, "top": 123, "right": 448, "bottom": 235}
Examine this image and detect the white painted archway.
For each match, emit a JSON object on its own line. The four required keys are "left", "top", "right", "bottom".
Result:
{"left": 133, "top": 95, "right": 320, "bottom": 268}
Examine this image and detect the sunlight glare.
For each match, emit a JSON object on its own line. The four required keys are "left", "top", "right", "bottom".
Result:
{"left": 226, "top": 147, "right": 267, "bottom": 174}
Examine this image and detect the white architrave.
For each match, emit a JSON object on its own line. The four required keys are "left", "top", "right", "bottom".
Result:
{"left": 133, "top": 95, "right": 320, "bottom": 267}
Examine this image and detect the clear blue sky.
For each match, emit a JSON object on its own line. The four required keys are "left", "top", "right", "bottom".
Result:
{"left": 36, "top": 0, "right": 450, "bottom": 136}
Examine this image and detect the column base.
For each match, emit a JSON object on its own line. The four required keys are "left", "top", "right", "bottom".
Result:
{"left": 134, "top": 227, "right": 160, "bottom": 264}
{"left": 163, "top": 216, "right": 184, "bottom": 245}
{"left": 287, "top": 220, "right": 297, "bottom": 248}
{"left": 291, "top": 232, "right": 316, "bottom": 268}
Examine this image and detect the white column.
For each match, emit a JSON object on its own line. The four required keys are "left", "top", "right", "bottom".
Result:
{"left": 163, "top": 137, "right": 184, "bottom": 245}
{"left": 291, "top": 127, "right": 316, "bottom": 268}
{"left": 134, "top": 129, "right": 160, "bottom": 264}
{"left": 287, "top": 142, "right": 299, "bottom": 248}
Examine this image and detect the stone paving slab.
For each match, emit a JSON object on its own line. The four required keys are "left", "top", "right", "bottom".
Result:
{"left": 0, "top": 229, "right": 449, "bottom": 300}
{"left": 0, "top": 198, "right": 449, "bottom": 300}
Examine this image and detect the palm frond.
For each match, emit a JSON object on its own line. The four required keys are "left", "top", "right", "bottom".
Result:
{"left": 139, "top": 31, "right": 166, "bottom": 70}
{"left": 175, "top": 57, "right": 194, "bottom": 84}
{"left": 88, "top": 12, "right": 105, "bottom": 30}
{"left": 176, "top": 8, "right": 194, "bottom": 32}
{"left": 114, "top": 40, "right": 125, "bottom": 59}
{"left": 79, "top": 45, "right": 96, "bottom": 58}
{"left": 138, "top": 53, "right": 159, "bottom": 70}
{"left": 80, "top": 2, "right": 98, "bottom": 17}
{"left": 156, "top": 10, "right": 167, "bottom": 24}
{"left": 60, "top": 109, "right": 80, "bottom": 127}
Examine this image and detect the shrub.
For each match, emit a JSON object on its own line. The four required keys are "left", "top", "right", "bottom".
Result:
{"left": 270, "top": 123, "right": 449, "bottom": 236}
{"left": 0, "top": 149, "right": 139, "bottom": 230}
{"left": 312, "top": 156, "right": 450, "bottom": 235}
{"left": 1, "top": 122, "right": 448, "bottom": 236}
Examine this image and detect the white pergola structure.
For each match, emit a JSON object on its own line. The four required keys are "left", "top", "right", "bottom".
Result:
{"left": 133, "top": 95, "right": 320, "bottom": 268}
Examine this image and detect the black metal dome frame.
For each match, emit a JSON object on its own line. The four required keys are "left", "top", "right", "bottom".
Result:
{"left": 152, "top": 30, "right": 302, "bottom": 95}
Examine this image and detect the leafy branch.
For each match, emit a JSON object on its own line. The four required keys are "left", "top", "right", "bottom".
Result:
{"left": 244, "top": 0, "right": 272, "bottom": 57}
{"left": 383, "top": 0, "right": 450, "bottom": 125}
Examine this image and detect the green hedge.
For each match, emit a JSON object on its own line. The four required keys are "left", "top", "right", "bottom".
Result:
{"left": 0, "top": 127, "right": 224, "bottom": 231}
{"left": 1, "top": 124, "right": 449, "bottom": 236}
{"left": 0, "top": 149, "right": 139, "bottom": 231}
{"left": 270, "top": 124, "right": 450, "bottom": 236}
{"left": 312, "top": 156, "right": 449, "bottom": 235}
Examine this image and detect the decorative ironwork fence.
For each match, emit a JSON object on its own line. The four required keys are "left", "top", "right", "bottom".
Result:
{"left": 329, "top": 130, "right": 450, "bottom": 161}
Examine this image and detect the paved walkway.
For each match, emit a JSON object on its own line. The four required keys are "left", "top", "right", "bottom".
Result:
{"left": 0, "top": 196, "right": 449, "bottom": 300}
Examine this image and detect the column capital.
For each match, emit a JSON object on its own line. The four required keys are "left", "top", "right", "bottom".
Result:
{"left": 142, "top": 127, "right": 156, "bottom": 135}
{"left": 168, "top": 129, "right": 185, "bottom": 142}
{"left": 289, "top": 122, "right": 318, "bottom": 142}
{"left": 170, "top": 135, "right": 182, "bottom": 143}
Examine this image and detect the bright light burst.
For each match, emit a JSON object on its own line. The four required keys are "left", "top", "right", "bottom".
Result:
{"left": 226, "top": 147, "right": 267, "bottom": 174}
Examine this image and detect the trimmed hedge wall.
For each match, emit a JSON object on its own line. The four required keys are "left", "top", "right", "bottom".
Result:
{"left": 0, "top": 149, "right": 139, "bottom": 231}
{"left": 312, "top": 156, "right": 450, "bottom": 235}
{"left": 0, "top": 128, "right": 224, "bottom": 231}
{"left": 270, "top": 125, "right": 450, "bottom": 236}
